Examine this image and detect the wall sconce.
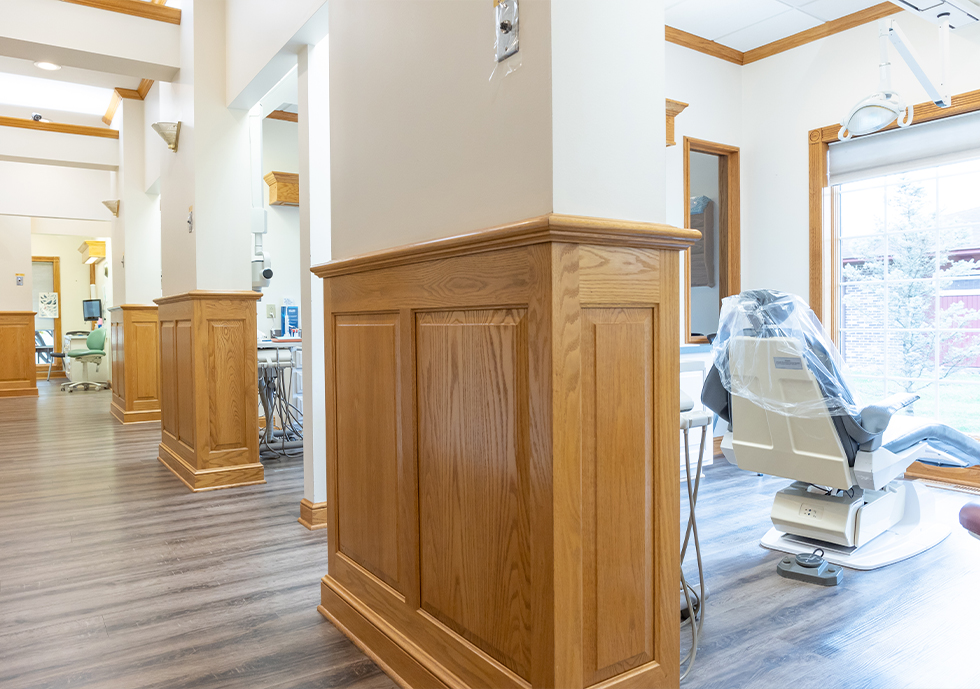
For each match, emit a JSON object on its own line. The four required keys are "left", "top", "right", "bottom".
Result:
{"left": 102, "top": 200, "right": 120, "bottom": 217}
{"left": 79, "top": 240, "right": 106, "bottom": 265}
{"left": 152, "top": 121, "right": 181, "bottom": 152}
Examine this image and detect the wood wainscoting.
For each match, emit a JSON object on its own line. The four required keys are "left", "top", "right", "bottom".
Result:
{"left": 0, "top": 312, "right": 39, "bottom": 398}
{"left": 154, "top": 291, "right": 264, "bottom": 492}
{"left": 109, "top": 305, "right": 162, "bottom": 423}
{"left": 312, "top": 214, "right": 699, "bottom": 689}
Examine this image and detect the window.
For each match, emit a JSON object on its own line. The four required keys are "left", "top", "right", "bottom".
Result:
{"left": 834, "top": 158, "right": 980, "bottom": 432}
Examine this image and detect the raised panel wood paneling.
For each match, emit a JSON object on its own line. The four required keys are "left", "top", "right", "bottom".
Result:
{"left": 160, "top": 321, "right": 177, "bottom": 438}
{"left": 582, "top": 309, "right": 655, "bottom": 684}
{"left": 155, "top": 292, "right": 263, "bottom": 492}
{"left": 109, "top": 306, "right": 161, "bottom": 423}
{"left": 416, "top": 309, "right": 531, "bottom": 680}
{"left": 133, "top": 321, "right": 159, "bottom": 402}
{"left": 207, "top": 320, "right": 248, "bottom": 452}
{"left": 176, "top": 320, "right": 195, "bottom": 452}
{"left": 312, "top": 215, "right": 695, "bottom": 689}
{"left": 335, "top": 314, "right": 401, "bottom": 590}
{"left": 0, "top": 313, "right": 37, "bottom": 398}
{"left": 111, "top": 320, "right": 126, "bottom": 403}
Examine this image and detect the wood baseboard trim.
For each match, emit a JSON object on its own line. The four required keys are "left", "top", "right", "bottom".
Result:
{"left": 906, "top": 462, "right": 980, "bottom": 490}
{"left": 111, "top": 399, "right": 161, "bottom": 424}
{"left": 158, "top": 444, "right": 265, "bottom": 492}
{"left": 319, "top": 582, "right": 448, "bottom": 689}
{"left": 0, "top": 387, "right": 39, "bottom": 398}
{"left": 298, "top": 498, "right": 329, "bottom": 530}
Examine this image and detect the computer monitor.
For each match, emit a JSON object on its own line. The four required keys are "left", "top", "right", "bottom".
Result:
{"left": 82, "top": 299, "right": 102, "bottom": 322}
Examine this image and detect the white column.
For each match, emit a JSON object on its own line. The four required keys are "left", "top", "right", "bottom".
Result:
{"left": 298, "top": 41, "right": 330, "bottom": 506}
{"left": 0, "top": 216, "right": 33, "bottom": 311}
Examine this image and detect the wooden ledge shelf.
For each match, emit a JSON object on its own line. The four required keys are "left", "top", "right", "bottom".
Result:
{"left": 264, "top": 171, "right": 299, "bottom": 207}
{"left": 313, "top": 214, "right": 696, "bottom": 688}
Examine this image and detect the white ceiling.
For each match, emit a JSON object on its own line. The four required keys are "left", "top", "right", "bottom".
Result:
{"left": 666, "top": 0, "right": 892, "bottom": 52}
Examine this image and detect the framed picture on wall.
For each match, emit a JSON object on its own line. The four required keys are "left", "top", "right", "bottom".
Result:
{"left": 38, "top": 292, "right": 59, "bottom": 319}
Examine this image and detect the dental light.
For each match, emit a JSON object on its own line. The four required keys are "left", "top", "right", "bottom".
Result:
{"left": 839, "top": 17, "right": 951, "bottom": 141}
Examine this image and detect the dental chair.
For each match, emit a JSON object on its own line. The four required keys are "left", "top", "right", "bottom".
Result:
{"left": 702, "top": 290, "right": 980, "bottom": 569}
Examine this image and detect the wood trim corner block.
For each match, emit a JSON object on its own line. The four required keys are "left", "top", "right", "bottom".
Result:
{"left": 313, "top": 213, "right": 695, "bottom": 688}
{"left": 666, "top": 99, "right": 688, "bottom": 147}
{"left": 0, "top": 312, "right": 39, "bottom": 399}
{"left": 264, "top": 171, "right": 300, "bottom": 207}
{"left": 154, "top": 292, "right": 264, "bottom": 491}
{"left": 299, "top": 499, "right": 329, "bottom": 530}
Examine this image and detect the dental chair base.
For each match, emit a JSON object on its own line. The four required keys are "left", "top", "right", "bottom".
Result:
{"left": 760, "top": 480, "right": 949, "bottom": 570}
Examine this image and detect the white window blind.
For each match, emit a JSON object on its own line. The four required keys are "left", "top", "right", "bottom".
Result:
{"left": 828, "top": 110, "right": 980, "bottom": 185}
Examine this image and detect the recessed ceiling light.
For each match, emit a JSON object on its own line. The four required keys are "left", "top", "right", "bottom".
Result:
{"left": 34, "top": 61, "right": 61, "bottom": 71}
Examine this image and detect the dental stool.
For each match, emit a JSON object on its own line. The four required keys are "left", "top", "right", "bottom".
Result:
{"left": 61, "top": 328, "right": 109, "bottom": 393}
{"left": 703, "top": 290, "right": 980, "bottom": 570}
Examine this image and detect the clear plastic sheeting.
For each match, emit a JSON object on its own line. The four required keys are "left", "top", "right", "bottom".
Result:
{"left": 710, "top": 290, "right": 862, "bottom": 419}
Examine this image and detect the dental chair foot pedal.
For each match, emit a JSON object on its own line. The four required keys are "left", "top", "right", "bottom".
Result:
{"left": 777, "top": 549, "right": 843, "bottom": 586}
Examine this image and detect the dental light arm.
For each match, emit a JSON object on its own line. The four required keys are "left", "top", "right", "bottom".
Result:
{"left": 885, "top": 18, "right": 951, "bottom": 108}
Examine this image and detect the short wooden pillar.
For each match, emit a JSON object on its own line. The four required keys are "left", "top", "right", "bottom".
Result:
{"left": 155, "top": 291, "right": 264, "bottom": 492}
{"left": 109, "top": 305, "right": 161, "bottom": 423}
{"left": 312, "top": 214, "right": 698, "bottom": 689}
{"left": 0, "top": 312, "right": 38, "bottom": 398}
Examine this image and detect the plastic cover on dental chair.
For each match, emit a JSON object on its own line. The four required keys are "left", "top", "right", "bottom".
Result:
{"left": 710, "top": 290, "right": 861, "bottom": 420}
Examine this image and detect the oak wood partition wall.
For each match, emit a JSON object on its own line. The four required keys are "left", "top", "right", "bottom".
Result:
{"left": 683, "top": 137, "right": 740, "bottom": 344}
{"left": 0, "top": 312, "right": 39, "bottom": 398}
{"left": 312, "top": 214, "right": 699, "bottom": 689}
{"left": 108, "top": 305, "right": 161, "bottom": 423}
{"left": 154, "top": 291, "right": 264, "bottom": 491}
{"left": 809, "top": 89, "right": 980, "bottom": 489}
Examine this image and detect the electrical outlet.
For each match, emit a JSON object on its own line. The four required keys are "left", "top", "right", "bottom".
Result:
{"left": 266, "top": 304, "right": 276, "bottom": 319}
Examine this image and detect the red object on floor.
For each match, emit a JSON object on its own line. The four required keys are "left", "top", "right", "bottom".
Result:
{"left": 959, "top": 503, "right": 980, "bottom": 537}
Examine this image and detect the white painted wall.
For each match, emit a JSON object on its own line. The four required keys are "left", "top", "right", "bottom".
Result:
{"left": 225, "top": 0, "right": 328, "bottom": 109}
{"left": 257, "top": 118, "right": 300, "bottom": 335}
{"left": 299, "top": 40, "right": 330, "bottom": 505}
{"left": 0, "top": 215, "right": 32, "bottom": 310}
{"left": 0, "top": 161, "right": 113, "bottom": 221}
{"left": 551, "top": 0, "right": 666, "bottom": 223}
{"left": 159, "top": 0, "right": 251, "bottom": 296}
{"left": 0, "top": 125, "right": 118, "bottom": 171}
{"left": 0, "top": 0, "right": 179, "bottom": 81}
{"left": 740, "top": 14, "right": 980, "bottom": 300}
{"left": 328, "top": 0, "right": 553, "bottom": 260}
{"left": 30, "top": 233, "right": 106, "bottom": 335}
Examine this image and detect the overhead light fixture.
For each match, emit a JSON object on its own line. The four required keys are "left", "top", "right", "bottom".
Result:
{"left": 839, "top": 17, "right": 951, "bottom": 141}
{"left": 152, "top": 121, "right": 181, "bottom": 152}
{"left": 34, "top": 61, "right": 61, "bottom": 71}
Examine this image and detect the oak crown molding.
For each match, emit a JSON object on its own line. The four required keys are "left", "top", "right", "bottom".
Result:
{"left": 0, "top": 115, "right": 119, "bottom": 139}
{"left": 666, "top": 2, "right": 904, "bottom": 66}
{"left": 59, "top": 0, "right": 181, "bottom": 24}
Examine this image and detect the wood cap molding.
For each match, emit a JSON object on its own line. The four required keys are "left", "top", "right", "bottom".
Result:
{"left": 107, "top": 304, "right": 159, "bottom": 312}
{"left": 154, "top": 290, "right": 263, "bottom": 306}
{"left": 312, "top": 213, "right": 701, "bottom": 279}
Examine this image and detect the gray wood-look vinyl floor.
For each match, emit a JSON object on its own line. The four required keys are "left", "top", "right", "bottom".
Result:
{"left": 683, "top": 457, "right": 980, "bottom": 689}
{"left": 0, "top": 382, "right": 397, "bottom": 689}
{"left": 5, "top": 383, "right": 980, "bottom": 689}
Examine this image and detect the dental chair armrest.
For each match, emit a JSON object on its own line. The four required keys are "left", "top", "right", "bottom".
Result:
{"left": 860, "top": 393, "right": 920, "bottom": 434}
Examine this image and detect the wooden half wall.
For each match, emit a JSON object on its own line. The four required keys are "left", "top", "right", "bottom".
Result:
{"left": 154, "top": 291, "right": 264, "bottom": 492}
{"left": 312, "top": 214, "right": 699, "bottom": 689}
{"left": 109, "top": 305, "right": 161, "bottom": 423}
{"left": 0, "top": 312, "right": 38, "bottom": 398}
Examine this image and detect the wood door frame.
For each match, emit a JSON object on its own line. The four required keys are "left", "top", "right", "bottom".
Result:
{"left": 683, "top": 136, "right": 741, "bottom": 344}
{"left": 32, "top": 256, "right": 62, "bottom": 375}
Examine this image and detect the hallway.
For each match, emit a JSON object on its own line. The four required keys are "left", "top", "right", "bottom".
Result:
{"left": 0, "top": 383, "right": 395, "bottom": 689}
